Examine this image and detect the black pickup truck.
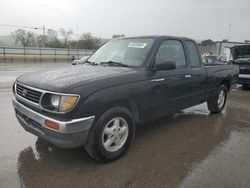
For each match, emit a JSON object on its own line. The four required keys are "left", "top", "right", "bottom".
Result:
{"left": 12, "top": 36, "right": 239, "bottom": 162}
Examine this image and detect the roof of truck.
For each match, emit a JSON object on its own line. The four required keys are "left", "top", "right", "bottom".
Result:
{"left": 114, "top": 35, "right": 195, "bottom": 41}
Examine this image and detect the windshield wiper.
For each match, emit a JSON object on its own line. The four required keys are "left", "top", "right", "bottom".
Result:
{"left": 100, "top": 61, "right": 129, "bottom": 67}
{"left": 84, "top": 60, "right": 97, "bottom": 66}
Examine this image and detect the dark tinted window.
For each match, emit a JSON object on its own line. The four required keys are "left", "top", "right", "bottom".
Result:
{"left": 155, "top": 40, "right": 186, "bottom": 68}
{"left": 186, "top": 41, "right": 201, "bottom": 67}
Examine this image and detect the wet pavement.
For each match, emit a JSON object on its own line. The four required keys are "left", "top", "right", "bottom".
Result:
{"left": 0, "top": 62, "right": 250, "bottom": 188}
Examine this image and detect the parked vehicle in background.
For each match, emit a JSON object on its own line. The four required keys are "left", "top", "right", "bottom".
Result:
{"left": 231, "top": 45, "right": 250, "bottom": 88}
{"left": 202, "top": 54, "right": 228, "bottom": 65}
{"left": 13, "top": 36, "right": 239, "bottom": 162}
{"left": 72, "top": 56, "right": 90, "bottom": 65}
{"left": 217, "top": 55, "right": 228, "bottom": 63}
{"left": 202, "top": 55, "right": 220, "bottom": 64}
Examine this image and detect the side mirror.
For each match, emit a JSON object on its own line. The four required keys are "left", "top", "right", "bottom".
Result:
{"left": 156, "top": 60, "right": 176, "bottom": 71}
{"left": 72, "top": 56, "right": 90, "bottom": 65}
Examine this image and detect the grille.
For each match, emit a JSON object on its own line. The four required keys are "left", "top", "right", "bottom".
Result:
{"left": 240, "top": 69, "right": 250, "bottom": 74}
{"left": 16, "top": 84, "right": 43, "bottom": 104}
{"left": 239, "top": 77, "right": 250, "bottom": 83}
{"left": 239, "top": 65, "right": 250, "bottom": 74}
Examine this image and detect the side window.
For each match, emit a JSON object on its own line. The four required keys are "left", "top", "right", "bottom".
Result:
{"left": 155, "top": 40, "right": 186, "bottom": 69}
{"left": 186, "top": 41, "right": 201, "bottom": 67}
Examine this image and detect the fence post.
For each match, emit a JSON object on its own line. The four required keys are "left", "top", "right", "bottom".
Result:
{"left": 68, "top": 49, "right": 70, "bottom": 62}
{"left": 3, "top": 47, "right": 5, "bottom": 63}
{"left": 40, "top": 48, "right": 42, "bottom": 62}
{"left": 54, "top": 49, "right": 56, "bottom": 62}
{"left": 24, "top": 48, "right": 26, "bottom": 62}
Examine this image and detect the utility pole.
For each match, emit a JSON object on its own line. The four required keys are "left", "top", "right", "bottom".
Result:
{"left": 43, "top": 26, "right": 45, "bottom": 47}
{"left": 77, "top": 17, "right": 79, "bottom": 39}
{"left": 227, "top": 23, "right": 232, "bottom": 41}
{"left": 76, "top": 17, "right": 79, "bottom": 48}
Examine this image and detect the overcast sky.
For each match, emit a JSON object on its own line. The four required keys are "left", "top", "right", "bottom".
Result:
{"left": 0, "top": 0, "right": 250, "bottom": 41}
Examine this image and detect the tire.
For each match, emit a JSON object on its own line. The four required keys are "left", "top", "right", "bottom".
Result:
{"left": 84, "top": 106, "right": 135, "bottom": 162}
{"left": 207, "top": 85, "right": 227, "bottom": 114}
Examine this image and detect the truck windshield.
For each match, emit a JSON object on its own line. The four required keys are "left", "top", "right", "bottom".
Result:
{"left": 88, "top": 38, "right": 155, "bottom": 67}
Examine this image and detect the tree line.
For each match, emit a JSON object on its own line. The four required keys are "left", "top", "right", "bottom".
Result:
{"left": 12, "top": 29, "right": 125, "bottom": 49}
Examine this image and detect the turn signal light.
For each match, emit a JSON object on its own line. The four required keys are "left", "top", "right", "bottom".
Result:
{"left": 45, "top": 120, "right": 59, "bottom": 130}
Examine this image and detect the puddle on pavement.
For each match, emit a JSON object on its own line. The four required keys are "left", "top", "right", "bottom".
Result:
{"left": 233, "top": 120, "right": 250, "bottom": 132}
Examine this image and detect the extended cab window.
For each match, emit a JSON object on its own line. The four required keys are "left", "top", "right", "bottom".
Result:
{"left": 155, "top": 40, "right": 186, "bottom": 69}
{"left": 186, "top": 41, "right": 201, "bottom": 67}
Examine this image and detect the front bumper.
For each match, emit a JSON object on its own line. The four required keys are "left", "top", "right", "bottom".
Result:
{"left": 239, "top": 74, "right": 250, "bottom": 85}
{"left": 13, "top": 97, "right": 95, "bottom": 148}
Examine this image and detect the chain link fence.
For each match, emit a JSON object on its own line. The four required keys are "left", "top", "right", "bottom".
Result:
{"left": 0, "top": 46, "right": 95, "bottom": 62}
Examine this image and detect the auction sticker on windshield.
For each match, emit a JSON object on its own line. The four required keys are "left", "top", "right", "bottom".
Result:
{"left": 128, "top": 42, "right": 147, "bottom": 48}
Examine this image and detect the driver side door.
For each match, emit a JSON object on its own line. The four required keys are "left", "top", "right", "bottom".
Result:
{"left": 148, "top": 39, "right": 193, "bottom": 119}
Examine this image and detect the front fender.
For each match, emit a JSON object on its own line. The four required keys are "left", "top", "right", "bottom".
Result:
{"left": 75, "top": 82, "right": 149, "bottom": 123}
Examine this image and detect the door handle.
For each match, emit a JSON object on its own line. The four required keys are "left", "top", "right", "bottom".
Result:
{"left": 185, "top": 75, "right": 192, "bottom": 79}
{"left": 151, "top": 78, "right": 165, "bottom": 82}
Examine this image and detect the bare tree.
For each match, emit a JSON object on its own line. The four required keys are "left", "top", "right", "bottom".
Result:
{"left": 45, "top": 29, "right": 63, "bottom": 48}
{"left": 36, "top": 35, "right": 46, "bottom": 47}
{"left": 77, "top": 33, "right": 101, "bottom": 49}
{"left": 60, "top": 28, "right": 73, "bottom": 48}
{"left": 46, "top": 29, "right": 58, "bottom": 47}
{"left": 12, "top": 29, "right": 36, "bottom": 47}
{"left": 12, "top": 29, "right": 102, "bottom": 49}
{"left": 35, "top": 29, "right": 62, "bottom": 48}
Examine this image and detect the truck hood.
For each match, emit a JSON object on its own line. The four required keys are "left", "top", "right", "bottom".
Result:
{"left": 231, "top": 45, "right": 250, "bottom": 60}
{"left": 17, "top": 64, "right": 133, "bottom": 92}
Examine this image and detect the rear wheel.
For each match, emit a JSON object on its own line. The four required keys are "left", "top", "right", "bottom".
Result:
{"left": 84, "top": 107, "right": 135, "bottom": 162}
{"left": 207, "top": 85, "right": 227, "bottom": 113}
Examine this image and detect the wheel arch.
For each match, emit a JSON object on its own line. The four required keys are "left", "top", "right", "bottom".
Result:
{"left": 221, "top": 79, "right": 231, "bottom": 91}
{"left": 95, "top": 98, "right": 141, "bottom": 124}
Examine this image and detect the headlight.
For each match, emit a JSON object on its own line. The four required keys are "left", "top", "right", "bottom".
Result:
{"left": 58, "top": 95, "right": 78, "bottom": 111}
{"left": 51, "top": 95, "right": 60, "bottom": 108}
{"left": 41, "top": 93, "right": 79, "bottom": 113}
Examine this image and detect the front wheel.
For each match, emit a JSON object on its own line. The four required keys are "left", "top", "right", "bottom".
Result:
{"left": 84, "top": 107, "right": 135, "bottom": 162}
{"left": 207, "top": 85, "right": 227, "bottom": 113}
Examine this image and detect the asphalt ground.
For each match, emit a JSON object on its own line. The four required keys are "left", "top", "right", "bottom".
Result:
{"left": 0, "top": 62, "right": 250, "bottom": 188}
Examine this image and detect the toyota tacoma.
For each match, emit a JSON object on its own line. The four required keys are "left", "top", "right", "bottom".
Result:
{"left": 12, "top": 36, "right": 239, "bottom": 162}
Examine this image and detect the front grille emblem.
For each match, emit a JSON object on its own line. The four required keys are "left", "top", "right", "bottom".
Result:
{"left": 16, "top": 84, "right": 42, "bottom": 104}
{"left": 22, "top": 89, "right": 28, "bottom": 97}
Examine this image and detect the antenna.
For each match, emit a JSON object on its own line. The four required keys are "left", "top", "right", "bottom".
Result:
{"left": 76, "top": 17, "right": 79, "bottom": 40}
{"left": 227, "top": 23, "right": 232, "bottom": 41}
